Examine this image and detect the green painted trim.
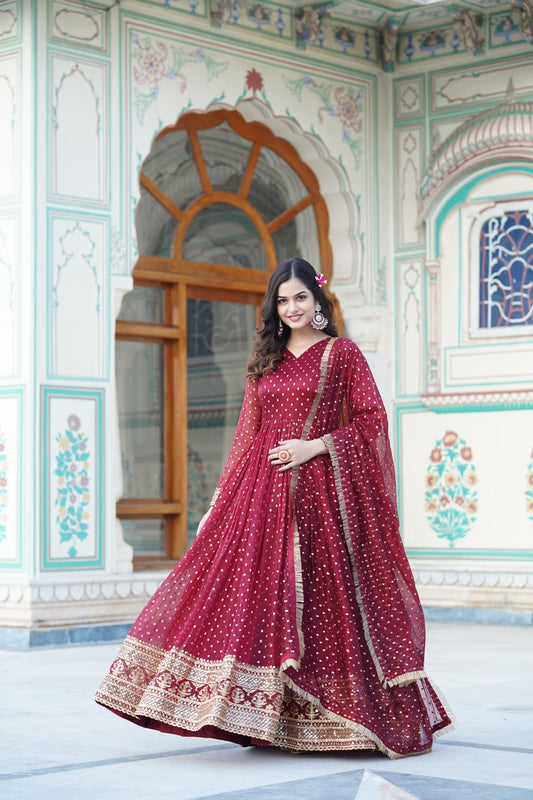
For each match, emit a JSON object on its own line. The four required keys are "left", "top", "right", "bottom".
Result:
{"left": 393, "top": 401, "right": 426, "bottom": 536}
{"left": 47, "top": 46, "right": 111, "bottom": 209}
{"left": 0, "top": 387, "right": 24, "bottom": 571}
{"left": 430, "top": 402, "right": 533, "bottom": 413}
{"left": 435, "top": 165, "right": 533, "bottom": 255}
{"left": 46, "top": 208, "right": 110, "bottom": 383}
{"left": 41, "top": 387, "right": 105, "bottom": 571}
{"left": 407, "top": 548, "right": 533, "bottom": 560}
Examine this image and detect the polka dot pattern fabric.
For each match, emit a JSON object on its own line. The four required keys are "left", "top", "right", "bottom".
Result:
{"left": 95, "top": 338, "right": 453, "bottom": 757}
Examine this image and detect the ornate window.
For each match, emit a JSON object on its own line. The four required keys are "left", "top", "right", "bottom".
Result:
{"left": 479, "top": 209, "right": 533, "bottom": 330}
{"left": 116, "top": 108, "right": 333, "bottom": 569}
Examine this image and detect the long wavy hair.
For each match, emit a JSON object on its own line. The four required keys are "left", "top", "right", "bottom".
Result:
{"left": 247, "top": 257, "right": 338, "bottom": 380}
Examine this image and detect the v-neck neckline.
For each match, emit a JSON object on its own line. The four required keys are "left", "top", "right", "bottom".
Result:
{"left": 284, "top": 337, "right": 330, "bottom": 360}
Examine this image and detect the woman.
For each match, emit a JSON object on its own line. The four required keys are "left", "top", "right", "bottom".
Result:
{"left": 95, "top": 257, "right": 453, "bottom": 758}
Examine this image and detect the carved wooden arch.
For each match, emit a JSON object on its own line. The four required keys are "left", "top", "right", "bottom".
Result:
{"left": 119, "top": 107, "right": 335, "bottom": 567}
{"left": 136, "top": 107, "right": 333, "bottom": 286}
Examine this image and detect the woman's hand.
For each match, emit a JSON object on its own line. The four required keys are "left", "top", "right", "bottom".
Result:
{"left": 268, "top": 438, "right": 327, "bottom": 472}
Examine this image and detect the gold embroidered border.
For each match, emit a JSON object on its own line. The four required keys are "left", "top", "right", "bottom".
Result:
{"left": 322, "top": 431, "right": 390, "bottom": 687}
{"left": 324, "top": 434, "right": 432, "bottom": 692}
{"left": 287, "top": 337, "right": 335, "bottom": 669}
{"left": 95, "top": 637, "right": 423, "bottom": 755}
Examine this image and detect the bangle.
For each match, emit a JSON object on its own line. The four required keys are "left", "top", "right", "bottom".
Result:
{"left": 210, "top": 487, "right": 222, "bottom": 507}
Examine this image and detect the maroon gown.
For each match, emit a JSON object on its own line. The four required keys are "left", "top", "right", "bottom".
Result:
{"left": 95, "top": 337, "right": 453, "bottom": 758}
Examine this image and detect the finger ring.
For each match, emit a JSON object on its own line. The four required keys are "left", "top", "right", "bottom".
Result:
{"left": 278, "top": 449, "right": 291, "bottom": 463}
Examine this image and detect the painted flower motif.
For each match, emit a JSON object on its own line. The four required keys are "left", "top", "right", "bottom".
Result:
{"left": 527, "top": 499, "right": 533, "bottom": 513}
{"left": 425, "top": 430, "right": 478, "bottom": 547}
{"left": 134, "top": 41, "right": 168, "bottom": 85}
{"left": 0, "top": 477, "right": 6, "bottom": 488}
{"left": 527, "top": 470, "right": 533, "bottom": 489}
{"left": 334, "top": 86, "right": 363, "bottom": 134}
{"left": 0, "top": 443, "right": 4, "bottom": 452}
{"left": 55, "top": 416, "right": 91, "bottom": 559}
{"left": 67, "top": 415, "right": 81, "bottom": 432}
{"left": 245, "top": 68, "right": 263, "bottom": 93}
{"left": 442, "top": 430, "right": 458, "bottom": 447}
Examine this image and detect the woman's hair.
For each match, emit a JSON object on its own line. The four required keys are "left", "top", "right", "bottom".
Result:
{"left": 246, "top": 257, "right": 338, "bottom": 380}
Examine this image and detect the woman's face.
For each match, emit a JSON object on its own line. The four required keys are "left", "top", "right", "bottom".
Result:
{"left": 277, "top": 277, "right": 316, "bottom": 332}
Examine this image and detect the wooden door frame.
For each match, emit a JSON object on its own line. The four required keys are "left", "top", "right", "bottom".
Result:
{"left": 117, "top": 107, "right": 333, "bottom": 568}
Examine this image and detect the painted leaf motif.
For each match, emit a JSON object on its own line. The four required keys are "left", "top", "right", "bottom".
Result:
{"left": 425, "top": 431, "right": 478, "bottom": 547}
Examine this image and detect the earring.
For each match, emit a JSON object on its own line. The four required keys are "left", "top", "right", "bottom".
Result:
{"left": 310, "top": 303, "right": 328, "bottom": 331}
{"left": 277, "top": 319, "right": 283, "bottom": 337}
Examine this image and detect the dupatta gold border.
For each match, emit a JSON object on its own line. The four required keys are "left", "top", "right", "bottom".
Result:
{"left": 321, "top": 430, "right": 428, "bottom": 689}
{"left": 283, "top": 337, "right": 335, "bottom": 672}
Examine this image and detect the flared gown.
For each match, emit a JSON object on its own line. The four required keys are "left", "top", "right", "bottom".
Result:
{"left": 95, "top": 337, "right": 453, "bottom": 758}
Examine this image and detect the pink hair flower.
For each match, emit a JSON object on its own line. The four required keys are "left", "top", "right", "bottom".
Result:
{"left": 315, "top": 273, "right": 327, "bottom": 287}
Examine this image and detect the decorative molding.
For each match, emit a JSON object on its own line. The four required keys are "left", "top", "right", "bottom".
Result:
{"left": 0, "top": 573, "right": 169, "bottom": 627}
{"left": 412, "top": 567, "right": 533, "bottom": 589}
{"left": 420, "top": 102, "right": 533, "bottom": 214}
{"left": 50, "top": 1, "right": 108, "bottom": 52}
{"left": 0, "top": 1, "right": 20, "bottom": 45}
{"left": 421, "top": 389, "right": 533, "bottom": 412}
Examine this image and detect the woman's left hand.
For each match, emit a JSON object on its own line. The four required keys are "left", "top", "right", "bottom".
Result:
{"left": 268, "top": 439, "right": 324, "bottom": 471}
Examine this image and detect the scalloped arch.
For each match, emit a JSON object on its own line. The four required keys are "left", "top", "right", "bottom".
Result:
{"left": 203, "top": 97, "right": 364, "bottom": 295}
{"left": 420, "top": 102, "right": 533, "bottom": 221}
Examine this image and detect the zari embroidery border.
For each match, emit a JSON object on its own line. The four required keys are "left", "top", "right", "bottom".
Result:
{"left": 96, "top": 637, "right": 427, "bottom": 758}
{"left": 322, "top": 426, "right": 427, "bottom": 691}
{"left": 287, "top": 338, "right": 335, "bottom": 670}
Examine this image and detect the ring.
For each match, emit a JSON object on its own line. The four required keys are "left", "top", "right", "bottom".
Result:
{"left": 278, "top": 449, "right": 291, "bottom": 463}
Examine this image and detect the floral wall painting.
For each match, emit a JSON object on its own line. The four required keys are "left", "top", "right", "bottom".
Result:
{"left": 283, "top": 75, "right": 364, "bottom": 168}
{"left": 43, "top": 390, "right": 103, "bottom": 570}
{"left": 425, "top": 430, "right": 478, "bottom": 547}
{"left": 54, "top": 415, "right": 91, "bottom": 559}
{"left": 131, "top": 32, "right": 228, "bottom": 125}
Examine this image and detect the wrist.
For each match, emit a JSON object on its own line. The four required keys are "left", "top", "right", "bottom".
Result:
{"left": 311, "top": 437, "right": 328, "bottom": 456}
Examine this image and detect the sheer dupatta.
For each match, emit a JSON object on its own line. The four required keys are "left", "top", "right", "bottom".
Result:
{"left": 303, "top": 338, "right": 427, "bottom": 688}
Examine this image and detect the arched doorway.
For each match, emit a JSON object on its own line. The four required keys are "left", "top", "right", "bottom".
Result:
{"left": 116, "top": 108, "right": 333, "bottom": 568}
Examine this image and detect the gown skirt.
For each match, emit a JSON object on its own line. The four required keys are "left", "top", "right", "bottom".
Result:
{"left": 95, "top": 338, "right": 453, "bottom": 758}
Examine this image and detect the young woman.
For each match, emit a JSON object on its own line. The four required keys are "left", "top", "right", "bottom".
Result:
{"left": 95, "top": 257, "right": 453, "bottom": 758}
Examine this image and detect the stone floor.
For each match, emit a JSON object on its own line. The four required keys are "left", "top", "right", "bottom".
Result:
{"left": 1, "top": 622, "right": 532, "bottom": 800}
